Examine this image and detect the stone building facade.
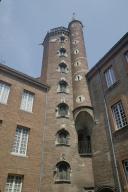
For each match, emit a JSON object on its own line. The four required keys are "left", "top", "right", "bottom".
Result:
{"left": 0, "top": 19, "right": 128, "bottom": 192}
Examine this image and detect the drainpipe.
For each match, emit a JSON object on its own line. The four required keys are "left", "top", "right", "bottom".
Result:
{"left": 98, "top": 69, "right": 122, "bottom": 192}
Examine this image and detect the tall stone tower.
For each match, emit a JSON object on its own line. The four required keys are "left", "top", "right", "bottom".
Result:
{"left": 40, "top": 19, "right": 94, "bottom": 192}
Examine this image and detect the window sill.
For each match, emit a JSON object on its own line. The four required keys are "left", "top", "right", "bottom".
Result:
{"left": 57, "top": 91, "right": 69, "bottom": 94}
{"left": 55, "top": 179, "right": 71, "bottom": 184}
{"left": 105, "top": 80, "right": 120, "bottom": 94}
{"left": 20, "top": 109, "right": 33, "bottom": 114}
{"left": 11, "top": 152, "right": 28, "bottom": 158}
{"left": 56, "top": 115, "right": 69, "bottom": 119}
{"left": 79, "top": 153, "right": 92, "bottom": 157}
{"left": 56, "top": 143, "right": 70, "bottom": 147}
{"left": 0, "top": 102, "right": 8, "bottom": 106}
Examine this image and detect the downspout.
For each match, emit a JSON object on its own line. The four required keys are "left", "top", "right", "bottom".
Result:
{"left": 98, "top": 68, "right": 122, "bottom": 192}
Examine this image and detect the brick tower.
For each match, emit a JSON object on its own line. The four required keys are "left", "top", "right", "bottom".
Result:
{"left": 40, "top": 19, "right": 94, "bottom": 192}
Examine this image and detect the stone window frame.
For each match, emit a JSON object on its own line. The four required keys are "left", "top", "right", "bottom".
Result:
{"left": 58, "top": 62, "right": 69, "bottom": 74}
{"left": 54, "top": 161, "right": 71, "bottom": 183}
{"left": 108, "top": 96, "right": 128, "bottom": 132}
{"left": 111, "top": 101, "right": 128, "bottom": 129}
{"left": 56, "top": 103, "right": 70, "bottom": 118}
{"left": 5, "top": 175, "right": 23, "bottom": 192}
{"left": 11, "top": 125, "right": 30, "bottom": 157}
{"left": 20, "top": 89, "right": 34, "bottom": 113}
{"left": 76, "top": 95, "right": 85, "bottom": 103}
{"left": 74, "top": 49, "right": 79, "bottom": 55}
{"left": 57, "top": 47, "right": 68, "bottom": 58}
{"left": 55, "top": 129, "right": 70, "bottom": 146}
{"left": 59, "top": 35, "right": 66, "bottom": 43}
{"left": 57, "top": 80, "right": 69, "bottom": 94}
{"left": 74, "top": 60, "right": 81, "bottom": 67}
{"left": 0, "top": 80, "right": 11, "bottom": 105}
{"left": 104, "top": 66, "right": 116, "bottom": 88}
{"left": 75, "top": 74, "right": 83, "bottom": 81}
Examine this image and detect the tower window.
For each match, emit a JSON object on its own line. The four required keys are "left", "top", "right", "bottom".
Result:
{"left": 124, "top": 51, "right": 128, "bottom": 63}
{"left": 57, "top": 80, "right": 68, "bottom": 93}
{"left": 59, "top": 48, "right": 67, "bottom": 57}
{"left": 20, "top": 90, "right": 34, "bottom": 112}
{"left": 123, "top": 160, "right": 128, "bottom": 180}
{"left": 11, "top": 126, "right": 29, "bottom": 156}
{"left": 0, "top": 82, "right": 10, "bottom": 104}
{"left": 111, "top": 101, "right": 128, "bottom": 129}
{"left": 104, "top": 66, "right": 116, "bottom": 88}
{"left": 5, "top": 175, "right": 23, "bottom": 192}
{"left": 76, "top": 95, "right": 85, "bottom": 103}
{"left": 59, "top": 63, "right": 68, "bottom": 73}
{"left": 74, "top": 61, "right": 81, "bottom": 67}
{"left": 55, "top": 161, "right": 71, "bottom": 182}
{"left": 56, "top": 129, "right": 69, "bottom": 145}
{"left": 56, "top": 103, "right": 69, "bottom": 118}
{"left": 74, "top": 49, "right": 79, "bottom": 54}
{"left": 75, "top": 75, "right": 83, "bottom": 81}
{"left": 60, "top": 35, "right": 65, "bottom": 43}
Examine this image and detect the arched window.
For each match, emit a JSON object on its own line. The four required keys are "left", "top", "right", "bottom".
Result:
{"left": 59, "top": 63, "right": 68, "bottom": 73}
{"left": 59, "top": 48, "right": 67, "bottom": 57}
{"left": 56, "top": 129, "right": 69, "bottom": 145}
{"left": 57, "top": 103, "right": 69, "bottom": 117}
{"left": 60, "top": 35, "right": 65, "bottom": 43}
{"left": 55, "top": 161, "right": 71, "bottom": 182}
{"left": 57, "top": 80, "right": 68, "bottom": 93}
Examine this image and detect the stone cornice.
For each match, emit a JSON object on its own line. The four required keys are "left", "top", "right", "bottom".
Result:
{"left": 0, "top": 63, "right": 50, "bottom": 91}
{"left": 87, "top": 32, "right": 128, "bottom": 80}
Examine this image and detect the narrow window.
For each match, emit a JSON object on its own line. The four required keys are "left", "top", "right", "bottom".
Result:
{"left": 104, "top": 66, "right": 116, "bottom": 88}
{"left": 59, "top": 48, "right": 66, "bottom": 57}
{"left": 58, "top": 80, "right": 68, "bottom": 93}
{"left": 74, "top": 49, "right": 79, "bottom": 54}
{"left": 57, "top": 103, "right": 69, "bottom": 117}
{"left": 60, "top": 36, "right": 65, "bottom": 43}
{"left": 123, "top": 160, "right": 128, "bottom": 180}
{"left": 75, "top": 75, "right": 82, "bottom": 81}
{"left": 20, "top": 90, "right": 34, "bottom": 112}
{"left": 11, "top": 126, "right": 29, "bottom": 156}
{"left": 112, "top": 101, "right": 128, "bottom": 129}
{"left": 59, "top": 63, "right": 67, "bottom": 73}
{"left": 55, "top": 162, "right": 71, "bottom": 182}
{"left": 5, "top": 175, "right": 23, "bottom": 192}
{"left": 124, "top": 51, "right": 128, "bottom": 63}
{"left": 0, "top": 82, "right": 10, "bottom": 104}
{"left": 56, "top": 129, "right": 69, "bottom": 145}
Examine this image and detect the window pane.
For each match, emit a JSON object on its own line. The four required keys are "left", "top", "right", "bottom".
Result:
{"left": 5, "top": 175, "right": 23, "bottom": 192}
{"left": 12, "top": 127, "right": 29, "bottom": 156}
{"left": 104, "top": 67, "right": 116, "bottom": 88}
{"left": 0, "top": 82, "right": 10, "bottom": 104}
{"left": 20, "top": 90, "right": 34, "bottom": 112}
{"left": 112, "top": 101, "right": 128, "bottom": 129}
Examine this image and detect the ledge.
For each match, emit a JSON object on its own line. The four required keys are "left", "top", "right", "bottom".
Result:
{"left": 55, "top": 179, "right": 71, "bottom": 184}
{"left": 56, "top": 143, "right": 70, "bottom": 147}
{"left": 79, "top": 153, "right": 92, "bottom": 157}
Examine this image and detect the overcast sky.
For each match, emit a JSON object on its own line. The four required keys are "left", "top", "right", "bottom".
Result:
{"left": 0, "top": 0, "right": 128, "bottom": 77}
